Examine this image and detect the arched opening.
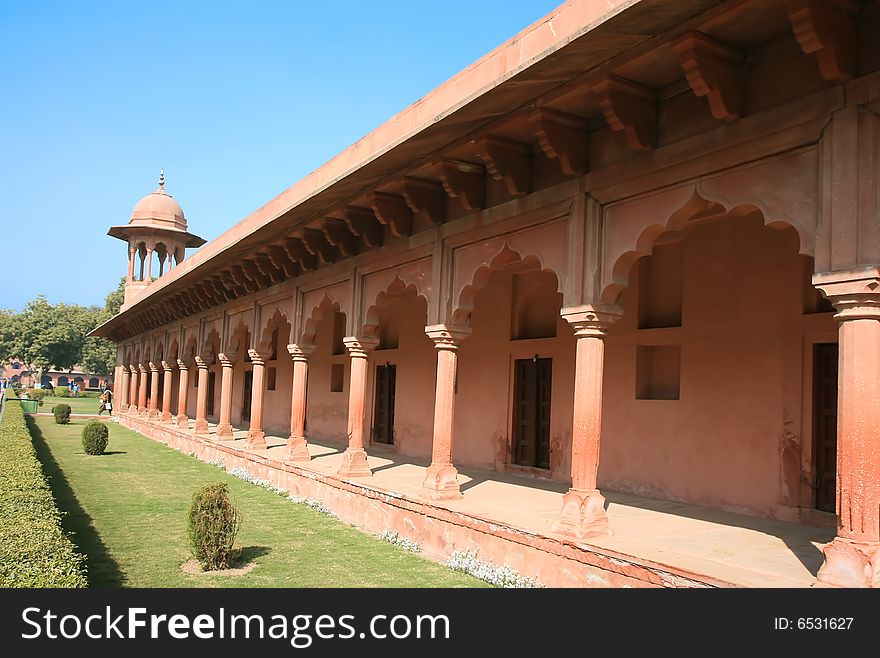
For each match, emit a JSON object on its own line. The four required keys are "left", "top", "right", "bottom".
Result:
{"left": 58, "top": 376, "right": 69, "bottom": 386}
{"left": 136, "top": 242, "right": 147, "bottom": 281}
{"left": 302, "top": 297, "right": 348, "bottom": 445}
{"left": 202, "top": 329, "right": 221, "bottom": 419}
{"left": 599, "top": 208, "right": 836, "bottom": 517}
{"left": 454, "top": 250, "right": 573, "bottom": 477}
{"left": 256, "top": 309, "right": 292, "bottom": 435}
{"left": 363, "top": 281, "right": 432, "bottom": 456}
{"left": 88, "top": 377, "right": 99, "bottom": 389}
{"left": 225, "top": 321, "right": 250, "bottom": 428}
{"left": 154, "top": 243, "right": 168, "bottom": 277}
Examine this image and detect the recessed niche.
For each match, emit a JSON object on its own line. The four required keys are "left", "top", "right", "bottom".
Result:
{"left": 266, "top": 367, "right": 277, "bottom": 391}
{"left": 637, "top": 238, "right": 683, "bottom": 329}
{"left": 330, "top": 363, "right": 345, "bottom": 392}
{"left": 332, "top": 313, "right": 346, "bottom": 355}
{"left": 511, "top": 271, "right": 560, "bottom": 340}
{"left": 635, "top": 345, "right": 681, "bottom": 400}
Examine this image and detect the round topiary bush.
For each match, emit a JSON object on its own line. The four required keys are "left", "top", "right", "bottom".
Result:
{"left": 187, "top": 482, "right": 242, "bottom": 571}
{"left": 81, "top": 421, "right": 109, "bottom": 455}
{"left": 52, "top": 403, "right": 72, "bottom": 425}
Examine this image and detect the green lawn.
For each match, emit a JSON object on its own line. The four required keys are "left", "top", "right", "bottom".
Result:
{"left": 29, "top": 416, "right": 485, "bottom": 588}
{"left": 40, "top": 395, "right": 106, "bottom": 415}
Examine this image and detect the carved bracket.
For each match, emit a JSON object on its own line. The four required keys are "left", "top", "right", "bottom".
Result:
{"left": 322, "top": 218, "right": 359, "bottom": 257}
{"left": 344, "top": 206, "right": 384, "bottom": 248}
{"left": 595, "top": 76, "right": 656, "bottom": 151}
{"left": 285, "top": 236, "right": 317, "bottom": 271}
{"left": 672, "top": 31, "right": 743, "bottom": 122}
{"left": 437, "top": 159, "right": 485, "bottom": 211}
{"left": 301, "top": 227, "right": 335, "bottom": 265}
{"left": 788, "top": 0, "right": 858, "bottom": 82}
{"left": 528, "top": 108, "right": 590, "bottom": 176}
{"left": 371, "top": 192, "right": 413, "bottom": 237}
{"left": 402, "top": 177, "right": 446, "bottom": 224}
{"left": 473, "top": 135, "right": 530, "bottom": 196}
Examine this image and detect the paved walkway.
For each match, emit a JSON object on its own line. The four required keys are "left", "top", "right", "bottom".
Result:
{"left": 135, "top": 416, "right": 835, "bottom": 587}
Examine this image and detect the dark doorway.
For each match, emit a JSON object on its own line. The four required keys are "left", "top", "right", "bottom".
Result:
{"left": 207, "top": 371, "right": 216, "bottom": 416}
{"left": 513, "top": 357, "right": 552, "bottom": 469}
{"left": 813, "top": 343, "right": 838, "bottom": 513}
{"left": 242, "top": 370, "right": 253, "bottom": 422}
{"left": 372, "top": 364, "right": 396, "bottom": 444}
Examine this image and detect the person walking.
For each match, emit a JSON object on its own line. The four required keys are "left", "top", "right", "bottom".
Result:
{"left": 98, "top": 387, "right": 113, "bottom": 415}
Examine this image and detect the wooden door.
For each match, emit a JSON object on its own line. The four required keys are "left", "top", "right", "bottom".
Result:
{"left": 814, "top": 343, "right": 838, "bottom": 513}
{"left": 513, "top": 357, "right": 552, "bottom": 469}
{"left": 242, "top": 370, "right": 253, "bottom": 422}
{"left": 372, "top": 364, "right": 396, "bottom": 444}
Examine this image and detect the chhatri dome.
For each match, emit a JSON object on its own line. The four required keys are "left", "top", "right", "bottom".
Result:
{"left": 108, "top": 170, "right": 205, "bottom": 247}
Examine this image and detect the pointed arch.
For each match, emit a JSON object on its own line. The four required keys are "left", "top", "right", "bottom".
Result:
{"left": 452, "top": 243, "right": 561, "bottom": 327}
{"left": 600, "top": 187, "right": 812, "bottom": 305}
{"left": 362, "top": 275, "right": 428, "bottom": 338}
{"left": 225, "top": 319, "right": 250, "bottom": 360}
{"left": 300, "top": 293, "right": 342, "bottom": 347}
{"left": 257, "top": 308, "right": 291, "bottom": 356}
{"left": 202, "top": 327, "right": 221, "bottom": 360}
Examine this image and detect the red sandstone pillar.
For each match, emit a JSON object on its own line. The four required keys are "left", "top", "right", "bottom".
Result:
{"left": 161, "top": 361, "right": 174, "bottom": 422}
{"left": 246, "top": 349, "right": 267, "bottom": 449}
{"left": 216, "top": 353, "right": 235, "bottom": 440}
{"left": 422, "top": 324, "right": 471, "bottom": 499}
{"left": 814, "top": 268, "right": 880, "bottom": 588}
{"left": 176, "top": 359, "right": 190, "bottom": 426}
{"left": 119, "top": 366, "right": 130, "bottom": 413}
{"left": 338, "top": 336, "right": 378, "bottom": 478}
{"left": 553, "top": 306, "right": 622, "bottom": 540}
{"left": 285, "top": 343, "right": 314, "bottom": 461}
{"left": 137, "top": 364, "right": 148, "bottom": 414}
{"left": 194, "top": 356, "right": 210, "bottom": 435}
{"left": 127, "top": 247, "right": 135, "bottom": 282}
{"left": 148, "top": 362, "right": 160, "bottom": 419}
{"left": 128, "top": 365, "right": 138, "bottom": 413}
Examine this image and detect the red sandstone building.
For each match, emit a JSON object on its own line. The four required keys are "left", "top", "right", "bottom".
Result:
{"left": 93, "top": 0, "right": 880, "bottom": 587}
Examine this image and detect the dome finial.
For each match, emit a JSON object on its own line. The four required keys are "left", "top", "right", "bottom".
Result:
{"left": 158, "top": 169, "right": 165, "bottom": 191}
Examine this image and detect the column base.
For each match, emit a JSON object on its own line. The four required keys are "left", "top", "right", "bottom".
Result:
{"left": 216, "top": 423, "right": 234, "bottom": 440}
{"left": 551, "top": 488, "right": 610, "bottom": 540}
{"left": 147, "top": 408, "right": 160, "bottom": 420}
{"left": 246, "top": 429, "right": 266, "bottom": 450}
{"left": 161, "top": 411, "right": 173, "bottom": 423}
{"left": 194, "top": 418, "right": 209, "bottom": 435}
{"left": 128, "top": 405, "right": 138, "bottom": 414}
{"left": 337, "top": 448, "right": 371, "bottom": 478}
{"left": 816, "top": 537, "right": 880, "bottom": 588}
{"left": 284, "top": 436, "right": 311, "bottom": 462}
{"left": 421, "top": 462, "right": 462, "bottom": 500}
{"left": 175, "top": 414, "right": 188, "bottom": 427}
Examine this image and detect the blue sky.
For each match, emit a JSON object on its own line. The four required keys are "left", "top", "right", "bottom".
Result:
{"left": 0, "top": 0, "right": 562, "bottom": 311}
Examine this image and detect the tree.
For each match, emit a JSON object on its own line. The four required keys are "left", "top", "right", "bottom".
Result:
{"left": 80, "top": 277, "right": 126, "bottom": 378}
{"left": 12, "top": 296, "right": 86, "bottom": 386}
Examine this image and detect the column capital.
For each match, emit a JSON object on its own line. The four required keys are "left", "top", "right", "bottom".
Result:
{"left": 161, "top": 360, "right": 174, "bottom": 372}
{"left": 138, "top": 363, "right": 148, "bottom": 373}
{"left": 247, "top": 348, "right": 268, "bottom": 365}
{"left": 425, "top": 324, "right": 471, "bottom": 350}
{"left": 343, "top": 336, "right": 379, "bottom": 358}
{"left": 194, "top": 356, "right": 210, "bottom": 369}
{"left": 287, "top": 343, "right": 315, "bottom": 362}
{"left": 148, "top": 361, "right": 160, "bottom": 373}
{"left": 129, "top": 364, "right": 138, "bottom": 374}
{"left": 176, "top": 358, "right": 191, "bottom": 370}
{"left": 561, "top": 304, "right": 623, "bottom": 337}
{"left": 813, "top": 266, "right": 880, "bottom": 321}
{"left": 218, "top": 353, "right": 237, "bottom": 367}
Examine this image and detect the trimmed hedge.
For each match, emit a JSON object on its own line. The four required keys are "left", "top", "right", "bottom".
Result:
{"left": 0, "top": 400, "right": 87, "bottom": 587}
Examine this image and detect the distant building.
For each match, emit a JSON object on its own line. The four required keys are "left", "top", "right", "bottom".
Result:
{"left": 1, "top": 360, "right": 107, "bottom": 390}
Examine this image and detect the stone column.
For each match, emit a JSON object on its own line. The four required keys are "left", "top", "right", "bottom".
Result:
{"left": 137, "top": 364, "right": 148, "bottom": 414}
{"left": 128, "top": 365, "right": 138, "bottom": 413}
{"left": 144, "top": 247, "right": 154, "bottom": 282}
{"left": 161, "top": 361, "right": 174, "bottom": 422}
{"left": 814, "top": 267, "right": 880, "bottom": 588}
{"left": 552, "top": 306, "right": 622, "bottom": 540}
{"left": 147, "top": 362, "right": 160, "bottom": 419}
{"left": 216, "top": 353, "right": 236, "bottom": 440}
{"left": 194, "top": 356, "right": 210, "bottom": 435}
{"left": 119, "top": 366, "right": 130, "bottom": 412}
{"left": 246, "top": 349, "right": 267, "bottom": 449}
{"left": 338, "top": 336, "right": 379, "bottom": 478}
{"left": 127, "top": 247, "right": 135, "bottom": 282}
{"left": 176, "top": 359, "right": 190, "bottom": 426}
{"left": 422, "top": 324, "right": 471, "bottom": 499}
{"left": 285, "top": 343, "right": 314, "bottom": 461}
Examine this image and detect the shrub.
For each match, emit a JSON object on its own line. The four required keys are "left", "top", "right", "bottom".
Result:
{"left": 81, "top": 421, "right": 109, "bottom": 455}
{"left": 23, "top": 388, "right": 48, "bottom": 401}
{"left": 52, "top": 403, "right": 72, "bottom": 425}
{"left": 54, "top": 388, "right": 71, "bottom": 398}
{"left": 187, "top": 482, "right": 242, "bottom": 571}
{"left": 0, "top": 401, "right": 87, "bottom": 586}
